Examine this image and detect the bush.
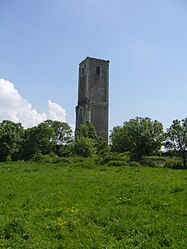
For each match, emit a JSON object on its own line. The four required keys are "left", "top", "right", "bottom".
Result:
{"left": 31, "top": 152, "right": 44, "bottom": 162}
{"left": 164, "top": 157, "right": 184, "bottom": 169}
{"left": 67, "top": 156, "right": 85, "bottom": 163}
{"left": 31, "top": 152, "right": 70, "bottom": 164}
{"left": 98, "top": 154, "right": 127, "bottom": 165}
{"left": 6, "top": 155, "right": 12, "bottom": 162}
{"left": 58, "top": 145, "right": 72, "bottom": 157}
{"left": 107, "top": 160, "right": 129, "bottom": 167}
{"left": 129, "top": 161, "right": 142, "bottom": 167}
{"left": 164, "top": 161, "right": 184, "bottom": 169}
{"left": 141, "top": 157, "right": 166, "bottom": 168}
{"left": 73, "top": 137, "right": 96, "bottom": 157}
{"left": 74, "top": 158, "right": 97, "bottom": 169}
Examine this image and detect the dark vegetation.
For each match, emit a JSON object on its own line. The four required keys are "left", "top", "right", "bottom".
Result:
{"left": 0, "top": 117, "right": 187, "bottom": 169}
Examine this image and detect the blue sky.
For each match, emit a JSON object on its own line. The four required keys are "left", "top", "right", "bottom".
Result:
{"left": 0, "top": 0, "right": 187, "bottom": 130}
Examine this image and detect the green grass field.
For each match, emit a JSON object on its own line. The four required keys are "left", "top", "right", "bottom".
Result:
{"left": 0, "top": 161, "right": 186, "bottom": 248}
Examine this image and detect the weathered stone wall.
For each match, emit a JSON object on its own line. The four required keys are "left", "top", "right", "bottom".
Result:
{"left": 76, "top": 57, "right": 109, "bottom": 141}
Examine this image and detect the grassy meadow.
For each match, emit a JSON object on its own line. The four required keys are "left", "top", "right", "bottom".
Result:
{"left": 0, "top": 161, "right": 186, "bottom": 248}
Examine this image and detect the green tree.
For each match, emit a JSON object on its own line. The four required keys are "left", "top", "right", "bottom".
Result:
{"left": 21, "top": 122, "right": 55, "bottom": 160}
{"left": 166, "top": 118, "right": 187, "bottom": 168}
{"left": 75, "top": 122, "right": 109, "bottom": 154}
{"left": 110, "top": 117, "right": 164, "bottom": 161}
{"left": 94, "top": 137, "right": 109, "bottom": 155}
{"left": 21, "top": 126, "right": 37, "bottom": 160}
{"left": 44, "top": 120, "right": 73, "bottom": 145}
{"left": 21, "top": 120, "right": 73, "bottom": 160}
{"left": 44, "top": 120, "right": 73, "bottom": 157}
{"left": 109, "top": 126, "right": 127, "bottom": 153}
{"left": 76, "top": 122, "right": 98, "bottom": 140}
{"left": 73, "top": 136, "right": 96, "bottom": 157}
{"left": 0, "top": 120, "right": 24, "bottom": 161}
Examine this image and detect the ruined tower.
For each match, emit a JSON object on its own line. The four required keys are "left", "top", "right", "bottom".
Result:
{"left": 76, "top": 57, "right": 109, "bottom": 141}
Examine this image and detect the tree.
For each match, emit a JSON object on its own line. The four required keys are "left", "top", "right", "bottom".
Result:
{"left": 44, "top": 120, "right": 73, "bottom": 157}
{"left": 21, "top": 120, "right": 73, "bottom": 160}
{"left": 95, "top": 137, "right": 109, "bottom": 155}
{"left": 74, "top": 123, "right": 97, "bottom": 157}
{"left": 110, "top": 117, "right": 164, "bottom": 161}
{"left": 166, "top": 118, "right": 187, "bottom": 168}
{"left": 75, "top": 122, "right": 109, "bottom": 154}
{"left": 44, "top": 120, "right": 73, "bottom": 145}
{"left": 75, "top": 122, "right": 98, "bottom": 140}
{"left": 21, "top": 122, "right": 55, "bottom": 160}
{"left": 0, "top": 120, "right": 24, "bottom": 161}
{"left": 73, "top": 137, "right": 96, "bottom": 157}
{"left": 109, "top": 126, "right": 127, "bottom": 153}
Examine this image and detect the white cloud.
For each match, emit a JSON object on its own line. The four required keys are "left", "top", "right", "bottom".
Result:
{"left": 0, "top": 78, "right": 67, "bottom": 128}
{"left": 47, "top": 100, "right": 66, "bottom": 122}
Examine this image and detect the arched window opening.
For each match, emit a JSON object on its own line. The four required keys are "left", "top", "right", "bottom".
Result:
{"left": 96, "top": 66, "right": 101, "bottom": 75}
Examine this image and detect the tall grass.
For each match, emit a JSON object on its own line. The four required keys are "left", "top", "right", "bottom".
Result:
{"left": 0, "top": 161, "right": 186, "bottom": 248}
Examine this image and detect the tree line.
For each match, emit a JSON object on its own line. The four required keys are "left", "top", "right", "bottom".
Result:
{"left": 0, "top": 117, "right": 187, "bottom": 168}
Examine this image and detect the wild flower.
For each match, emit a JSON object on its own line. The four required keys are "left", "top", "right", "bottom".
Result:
{"left": 57, "top": 217, "right": 67, "bottom": 229}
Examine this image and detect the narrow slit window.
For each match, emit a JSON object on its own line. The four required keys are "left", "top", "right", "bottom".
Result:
{"left": 96, "top": 66, "right": 101, "bottom": 75}
{"left": 82, "top": 67, "right": 85, "bottom": 77}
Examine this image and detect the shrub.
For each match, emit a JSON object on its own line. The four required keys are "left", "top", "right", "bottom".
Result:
{"left": 72, "top": 137, "right": 96, "bottom": 157}
{"left": 31, "top": 152, "right": 44, "bottom": 162}
{"left": 67, "top": 156, "right": 85, "bottom": 163}
{"left": 52, "top": 156, "right": 70, "bottom": 164}
{"left": 58, "top": 145, "right": 72, "bottom": 157}
{"left": 107, "top": 160, "right": 129, "bottom": 167}
{"left": 31, "top": 152, "right": 70, "bottom": 164}
{"left": 164, "top": 157, "right": 184, "bottom": 169}
{"left": 164, "top": 161, "right": 184, "bottom": 169}
{"left": 74, "top": 158, "right": 97, "bottom": 169}
{"left": 129, "top": 161, "right": 142, "bottom": 167}
{"left": 98, "top": 154, "right": 127, "bottom": 165}
{"left": 141, "top": 157, "right": 166, "bottom": 168}
{"left": 6, "top": 155, "right": 12, "bottom": 162}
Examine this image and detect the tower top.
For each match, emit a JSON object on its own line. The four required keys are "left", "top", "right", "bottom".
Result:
{"left": 79, "top": 56, "right": 110, "bottom": 66}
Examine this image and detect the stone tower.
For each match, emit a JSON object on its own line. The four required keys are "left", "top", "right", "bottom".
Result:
{"left": 76, "top": 57, "right": 109, "bottom": 141}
